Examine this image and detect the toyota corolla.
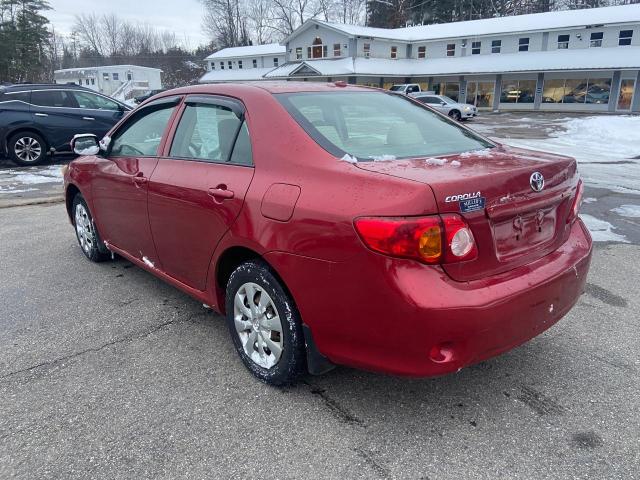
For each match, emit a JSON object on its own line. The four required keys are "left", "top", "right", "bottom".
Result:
{"left": 63, "top": 82, "right": 592, "bottom": 385}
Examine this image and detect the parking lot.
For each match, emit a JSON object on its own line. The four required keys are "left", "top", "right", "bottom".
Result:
{"left": 1, "top": 113, "right": 639, "bottom": 479}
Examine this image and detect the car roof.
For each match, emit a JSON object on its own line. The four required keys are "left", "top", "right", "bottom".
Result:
{"left": 1, "top": 83, "right": 93, "bottom": 92}
{"left": 161, "top": 81, "right": 377, "bottom": 98}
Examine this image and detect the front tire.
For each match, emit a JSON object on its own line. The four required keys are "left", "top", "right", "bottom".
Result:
{"left": 8, "top": 132, "right": 47, "bottom": 166}
{"left": 225, "top": 260, "right": 306, "bottom": 386}
{"left": 448, "top": 109, "right": 462, "bottom": 121}
{"left": 72, "top": 194, "right": 109, "bottom": 262}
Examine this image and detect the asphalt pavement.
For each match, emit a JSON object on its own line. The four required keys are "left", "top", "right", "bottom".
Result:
{"left": 0, "top": 203, "right": 638, "bottom": 479}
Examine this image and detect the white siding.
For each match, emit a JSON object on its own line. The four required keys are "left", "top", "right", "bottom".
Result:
{"left": 287, "top": 27, "right": 350, "bottom": 60}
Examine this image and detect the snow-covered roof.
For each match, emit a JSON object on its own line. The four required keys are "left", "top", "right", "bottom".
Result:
{"left": 295, "top": 4, "right": 640, "bottom": 43}
{"left": 204, "top": 44, "right": 286, "bottom": 60}
{"left": 199, "top": 67, "right": 276, "bottom": 83}
{"left": 266, "top": 46, "right": 640, "bottom": 78}
{"left": 54, "top": 65, "right": 162, "bottom": 73}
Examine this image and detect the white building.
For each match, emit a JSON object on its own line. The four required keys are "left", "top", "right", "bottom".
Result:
{"left": 199, "top": 4, "right": 640, "bottom": 113}
{"left": 54, "top": 65, "right": 163, "bottom": 100}
{"left": 200, "top": 44, "right": 286, "bottom": 82}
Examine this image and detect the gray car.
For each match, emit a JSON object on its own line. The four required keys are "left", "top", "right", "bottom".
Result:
{"left": 412, "top": 93, "right": 477, "bottom": 121}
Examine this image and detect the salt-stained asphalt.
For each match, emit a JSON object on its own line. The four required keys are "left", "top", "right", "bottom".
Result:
{"left": 0, "top": 201, "right": 638, "bottom": 479}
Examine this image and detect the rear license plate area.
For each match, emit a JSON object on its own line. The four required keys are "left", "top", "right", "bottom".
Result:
{"left": 492, "top": 206, "right": 557, "bottom": 261}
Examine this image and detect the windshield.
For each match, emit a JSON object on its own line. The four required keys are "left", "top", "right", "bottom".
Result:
{"left": 277, "top": 91, "right": 493, "bottom": 161}
{"left": 441, "top": 96, "right": 456, "bottom": 104}
{"left": 389, "top": 86, "right": 405, "bottom": 92}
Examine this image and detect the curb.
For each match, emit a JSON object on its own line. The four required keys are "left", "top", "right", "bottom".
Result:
{"left": 0, "top": 195, "right": 65, "bottom": 209}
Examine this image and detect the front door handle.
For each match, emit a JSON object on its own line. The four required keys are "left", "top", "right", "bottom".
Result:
{"left": 133, "top": 172, "right": 148, "bottom": 187}
{"left": 34, "top": 113, "right": 48, "bottom": 117}
{"left": 208, "top": 185, "right": 234, "bottom": 202}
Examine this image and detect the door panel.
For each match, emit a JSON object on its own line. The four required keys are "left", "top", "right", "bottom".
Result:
{"left": 92, "top": 157, "right": 160, "bottom": 264}
{"left": 30, "top": 90, "right": 87, "bottom": 151}
{"left": 148, "top": 160, "right": 254, "bottom": 290}
{"left": 70, "top": 91, "right": 127, "bottom": 139}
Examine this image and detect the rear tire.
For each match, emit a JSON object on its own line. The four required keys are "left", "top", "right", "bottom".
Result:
{"left": 225, "top": 260, "right": 306, "bottom": 386}
{"left": 448, "top": 110, "right": 462, "bottom": 121}
{"left": 72, "top": 194, "right": 110, "bottom": 262}
{"left": 8, "top": 132, "right": 47, "bottom": 166}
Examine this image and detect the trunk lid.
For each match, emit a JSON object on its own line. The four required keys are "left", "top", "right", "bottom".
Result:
{"left": 355, "top": 144, "right": 580, "bottom": 281}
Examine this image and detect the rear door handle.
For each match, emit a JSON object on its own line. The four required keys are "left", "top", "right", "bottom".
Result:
{"left": 208, "top": 185, "right": 234, "bottom": 201}
{"left": 133, "top": 172, "right": 148, "bottom": 187}
{"left": 34, "top": 113, "right": 48, "bottom": 117}
{"left": 83, "top": 117, "right": 95, "bottom": 121}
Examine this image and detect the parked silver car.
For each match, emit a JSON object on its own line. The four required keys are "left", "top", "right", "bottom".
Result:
{"left": 412, "top": 94, "right": 477, "bottom": 121}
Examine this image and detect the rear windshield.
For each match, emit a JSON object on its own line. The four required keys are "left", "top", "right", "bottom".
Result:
{"left": 276, "top": 91, "right": 492, "bottom": 161}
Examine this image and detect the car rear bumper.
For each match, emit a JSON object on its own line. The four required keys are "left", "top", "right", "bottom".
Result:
{"left": 266, "top": 219, "right": 592, "bottom": 377}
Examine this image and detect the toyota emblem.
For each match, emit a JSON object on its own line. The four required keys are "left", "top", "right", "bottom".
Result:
{"left": 530, "top": 172, "right": 545, "bottom": 192}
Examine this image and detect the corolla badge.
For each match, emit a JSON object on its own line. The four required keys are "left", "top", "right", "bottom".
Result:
{"left": 530, "top": 172, "right": 545, "bottom": 192}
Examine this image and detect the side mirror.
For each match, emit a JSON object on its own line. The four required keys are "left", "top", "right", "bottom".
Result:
{"left": 441, "top": 101, "right": 447, "bottom": 106}
{"left": 71, "top": 134, "right": 100, "bottom": 156}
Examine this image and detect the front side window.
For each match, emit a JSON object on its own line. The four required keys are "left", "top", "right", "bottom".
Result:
{"left": 276, "top": 92, "right": 493, "bottom": 161}
{"left": 296, "top": 47, "right": 302, "bottom": 60}
{"left": 169, "top": 102, "right": 251, "bottom": 165}
{"left": 417, "top": 46, "right": 426, "bottom": 59}
{"left": 590, "top": 32, "right": 603, "bottom": 47}
{"left": 491, "top": 40, "right": 501, "bottom": 53}
{"left": 471, "top": 41, "right": 481, "bottom": 55}
{"left": 110, "top": 103, "right": 176, "bottom": 157}
{"left": 31, "top": 90, "right": 77, "bottom": 108}
{"left": 446, "top": 43, "right": 455, "bottom": 56}
{"left": 619, "top": 30, "right": 633, "bottom": 46}
{"left": 72, "top": 91, "right": 121, "bottom": 110}
{"left": 390, "top": 46, "right": 397, "bottom": 59}
{"left": 518, "top": 37, "right": 529, "bottom": 52}
{"left": 557, "top": 34, "right": 570, "bottom": 49}
{"left": 417, "top": 96, "right": 441, "bottom": 105}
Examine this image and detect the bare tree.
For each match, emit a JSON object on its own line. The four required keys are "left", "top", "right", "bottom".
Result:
{"left": 201, "top": 0, "right": 251, "bottom": 48}
{"left": 246, "top": 0, "right": 275, "bottom": 44}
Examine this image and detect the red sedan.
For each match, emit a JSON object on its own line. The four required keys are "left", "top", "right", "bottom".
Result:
{"left": 63, "top": 82, "right": 592, "bottom": 385}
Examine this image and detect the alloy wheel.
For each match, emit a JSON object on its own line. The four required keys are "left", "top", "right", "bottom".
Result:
{"left": 75, "top": 203, "right": 95, "bottom": 254}
{"left": 14, "top": 136, "right": 42, "bottom": 163}
{"left": 233, "top": 282, "right": 284, "bottom": 369}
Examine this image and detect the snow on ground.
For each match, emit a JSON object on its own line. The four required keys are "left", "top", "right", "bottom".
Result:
{"left": 611, "top": 204, "right": 640, "bottom": 218}
{"left": 496, "top": 115, "right": 640, "bottom": 195}
{"left": 0, "top": 165, "right": 64, "bottom": 195}
{"left": 580, "top": 214, "right": 629, "bottom": 243}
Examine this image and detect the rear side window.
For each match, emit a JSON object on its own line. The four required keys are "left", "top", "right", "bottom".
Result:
{"left": 170, "top": 103, "right": 252, "bottom": 165}
{"left": 277, "top": 92, "right": 492, "bottom": 161}
{"left": 31, "top": 90, "right": 77, "bottom": 108}
{"left": 2, "top": 91, "right": 31, "bottom": 103}
{"left": 110, "top": 104, "right": 176, "bottom": 157}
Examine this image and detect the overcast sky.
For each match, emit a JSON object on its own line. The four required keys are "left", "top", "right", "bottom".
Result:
{"left": 47, "top": 0, "right": 210, "bottom": 48}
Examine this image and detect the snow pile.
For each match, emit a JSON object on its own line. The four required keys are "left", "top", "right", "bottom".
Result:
{"left": 499, "top": 115, "right": 640, "bottom": 195}
{"left": 0, "top": 165, "right": 64, "bottom": 195}
{"left": 340, "top": 154, "right": 358, "bottom": 164}
{"left": 611, "top": 204, "right": 640, "bottom": 218}
{"left": 426, "top": 157, "right": 447, "bottom": 166}
{"left": 580, "top": 214, "right": 629, "bottom": 243}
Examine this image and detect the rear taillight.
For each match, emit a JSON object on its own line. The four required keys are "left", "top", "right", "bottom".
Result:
{"left": 567, "top": 179, "right": 584, "bottom": 224}
{"left": 354, "top": 214, "right": 477, "bottom": 264}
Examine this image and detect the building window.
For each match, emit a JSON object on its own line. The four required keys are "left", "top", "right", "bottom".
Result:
{"left": 467, "top": 81, "right": 495, "bottom": 108}
{"left": 501, "top": 79, "right": 536, "bottom": 103}
{"left": 228, "top": 61, "right": 232, "bottom": 69}
{"left": 91, "top": 78, "right": 95, "bottom": 85}
{"left": 618, "top": 79, "right": 635, "bottom": 109}
{"left": 333, "top": 43, "right": 341, "bottom": 56}
{"left": 220, "top": 61, "right": 224, "bottom": 70}
{"left": 518, "top": 37, "right": 529, "bottom": 52}
{"left": 127, "top": 72, "right": 132, "bottom": 81}
{"left": 542, "top": 77, "right": 611, "bottom": 104}
{"left": 590, "top": 32, "right": 603, "bottom": 47}
{"left": 363, "top": 43, "right": 370, "bottom": 58}
{"left": 211, "top": 62, "right": 215, "bottom": 70}
{"left": 557, "top": 34, "right": 569, "bottom": 49}
{"left": 238, "top": 60, "right": 242, "bottom": 69}
{"left": 112, "top": 73, "right": 119, "bottom": 80}
{"left": 446, "top": 43, "right": 455, "bottom": 56}
{"left": 274, "top": 57, "right": 279, "bottom": 66}
{"left": 390, "top": 46, "right": 397, "bottom": 59}
{"left": 417, "top": 46, "right": 426, "bottom": 58}
{"left": 619, "top": 30, "right": 633, "bottom": 46}
{"left": 491, "top": 40, "right": 501, "bottom": 53}
{"left": 471, "top": 41, "right": 481, "bottom": 55}
{"left": 296, "top": 47, "right": 302, "bottom": 60}
{"left": 253, "top": 59, "right": 257, "bottom": 68}
{"left": 103, "top": 72, "right": 109, "bottom": 80}
{"left": 85, "top": 79, "right": 89, "bottom": 85}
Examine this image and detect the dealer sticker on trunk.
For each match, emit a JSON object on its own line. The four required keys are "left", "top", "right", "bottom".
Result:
{"left": 459, "top": 196, "right": 486, "bottom": 213}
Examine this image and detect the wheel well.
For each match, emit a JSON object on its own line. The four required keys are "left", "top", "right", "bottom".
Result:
{"left": 65, "top": 184, "right": 80, "bottom": 223}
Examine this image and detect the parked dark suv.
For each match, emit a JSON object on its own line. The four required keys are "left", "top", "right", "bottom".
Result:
{"left": 0, "top": 83, "right": 131, "bottom": 166}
